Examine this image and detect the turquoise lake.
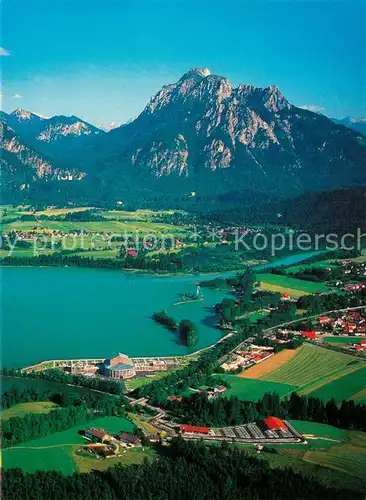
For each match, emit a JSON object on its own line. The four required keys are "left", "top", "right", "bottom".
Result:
{"left": 1, "top": 250, "right": 323, "bottom": 368}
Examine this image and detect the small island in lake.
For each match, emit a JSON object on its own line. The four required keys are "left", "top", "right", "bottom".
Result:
{"left": 152, "top": 310, "right": 178, "bottom": 331}
{"left": 173, "top": 286, "right": 204, "bottom": 306}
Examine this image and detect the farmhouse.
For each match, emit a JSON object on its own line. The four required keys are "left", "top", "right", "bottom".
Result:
{"left": 118, "top": 432, "right": 141, "bottom": 447}
{"left": 101, "top": 448, "right": 116, "bottom": 459}
{"left": 84, "top": 427, "right": 110, "bottom": 443}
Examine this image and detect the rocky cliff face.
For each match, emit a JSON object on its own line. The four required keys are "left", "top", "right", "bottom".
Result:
{"left": 96, "top": 68, "right": 365, "bottom": 194}
{"left": 0, "top": 121, "right": 86, "bottom": 194}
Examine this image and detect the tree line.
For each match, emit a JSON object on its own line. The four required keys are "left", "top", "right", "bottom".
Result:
{"left": 165, "top": 391, "right": 366, "bottom": 431}
{"left": 1, "top": 368, "right": 125, "bottom": 395}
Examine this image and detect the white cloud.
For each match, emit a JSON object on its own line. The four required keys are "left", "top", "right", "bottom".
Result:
{"left": 0, "top": 47, "right": 10, "bottom": 56}
{"left": 299, "top": 104, "right": 324, "bottom": 113}
{"left": 12, "top": 94, "right": 23, "bottom": 99}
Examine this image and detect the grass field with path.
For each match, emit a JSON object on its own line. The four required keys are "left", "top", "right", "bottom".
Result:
{"left": 1, "top": 401, "right": 58, "bottom": 420}
{"left": 257, "top": 273, "right": 330, "bottom": 296}
{"left": 1, "top": 416, "right": 136, "bottom": 474}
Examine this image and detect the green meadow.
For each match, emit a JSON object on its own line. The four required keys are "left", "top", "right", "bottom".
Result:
{"left": 257, "top": 273, "right": 329, "bottom": 296}
{"left": 2, "top": 401, "right": 58, "bottom": 420}
{"left": 213, "top": 374, "right": 296, "bottom": 401}
{"left": 308, "top": 367, "right": 366, "bottom": 403}
{"left": 1, "top": 416, "right": 135, "bottom": 475}
{"left": 323, "top": 336, "right": 366, "bottom": 345}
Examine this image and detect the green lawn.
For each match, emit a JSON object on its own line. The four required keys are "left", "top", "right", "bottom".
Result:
{"left": 213, "top": 374, "right": 296, "bottom": 401}
{"left": 308, "top": 367, "right": 366, "bottom": 403}
{"left": 261, "top": 344, "right": 364, "bottom": 392}
{"left": 284, "top": 261, "right": 339, "bottom": 274}
{"left": 302, "top": 430, "right": 366, "bottom": 480}
{"left": 257, "top": 273, "right": 329, "bottom": 296}
{"left": 288, "top": 420, "right": 348, "bottom": 440}
{"left": 126, "top": 371, "right": 174, "bottom": 391}
{"left": 323, "top": 336, "right": 366, "bottom": 345}
{"left": 2, "top": 401, "right": 58, "bottom": 420}
{"left": 1, "top": 416, "right": 135, "bottom": 475}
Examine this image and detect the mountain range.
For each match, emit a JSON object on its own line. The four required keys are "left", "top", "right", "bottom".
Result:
{"left": 1, "top": 68, "right": 365, "bottom": 205}
{"left": 331, "top": 117, "right": 366, "bottom": 136}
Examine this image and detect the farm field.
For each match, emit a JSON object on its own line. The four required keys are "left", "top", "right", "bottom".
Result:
{"left": 261, "top": 344, "right": 364, "bottom": 388}
{"left": 239, "top": 349, "right": 298, "bottom": 379}
{"left": 323, "top": 336, "right": 366, "bottom": 345}
{"left": 213, "top": 374, "right": 296, "bottom": 401}
{"left": 256, "top": 273, "right": 329, "bottom": 296}
{"left": 347, "top": 249, "right": 366, "bottom": 263}
{"left": 240, "top": 344, "right": 366, "bottom": 401}
{"left": 248, "top": 423, "right": 366, "bottom": 492}
{"left": 1, "top": 218, "right": 188, "bottom": 236}
{"left": 308, "top": 367, "right": 366, "bottom": 403}
{"left": 302, "top": 430, "right": 366, "bottom": 480}
{"left": 2, "top": 401, "right": 58, "bottom": 420}
{"left": 1, "top": 416, "right": 136, "bottom": 474}
{"left": 284, "top": 260, "right": 339, "bottom": 274}
{"left": 350, "top": 389, "right": 366, "bottom": 404}
{"left": 251, "top": 421, "right": 366, "bottom": 486}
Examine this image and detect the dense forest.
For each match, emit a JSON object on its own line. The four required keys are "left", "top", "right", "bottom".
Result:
{"left": 2, "top": 437, "right": 363, "bottom": 500}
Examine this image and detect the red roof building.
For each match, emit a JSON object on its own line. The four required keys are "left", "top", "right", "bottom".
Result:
{"left": 281, "top": 293, "right": 290, "bottom": 300}
{"left": 180, "top": 424, "right": 209, "bottom": 434}
{"left": 360, "top": 339, "right": 366, "bottom": 345}
{"left": 301, "top": 331, "right": 317, "bottom": 340}
{"left": 318, "top": 316, "right": 330, "bottom": 324}
{"left": 263, "top": 417, "right": 288, "bottom": 431}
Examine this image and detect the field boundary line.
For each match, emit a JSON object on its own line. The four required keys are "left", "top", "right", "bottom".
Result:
{"left": 295, "top": 364, "right": 365, "bottom": 397}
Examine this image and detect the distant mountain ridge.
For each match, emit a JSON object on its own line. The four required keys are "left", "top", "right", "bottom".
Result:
{"left": 1, "top": 68, "right": 365, "bottom": 203}
{"left": 1, "top": 109, "right": 103, "bottom": 156}
{"left": 331, "top": 117, "right": 366, "bottom": 136}
{"left": 0, "top": 121, "right": 86, "bottom": 194}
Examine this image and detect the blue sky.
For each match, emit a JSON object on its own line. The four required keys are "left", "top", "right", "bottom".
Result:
{"left": 1, "top": 0, "right": 365, "bottom": 126}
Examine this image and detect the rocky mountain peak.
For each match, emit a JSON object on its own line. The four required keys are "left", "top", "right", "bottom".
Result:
{"left": 180, "top": 68, "right": 211, "bottom": 79}
{"left": 11, "top": 108, "right": 43, "bottom": 121}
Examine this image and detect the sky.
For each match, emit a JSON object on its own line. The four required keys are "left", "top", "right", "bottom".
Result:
{"left": 1, "top": 0, "right": 365, "bottom": 127}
